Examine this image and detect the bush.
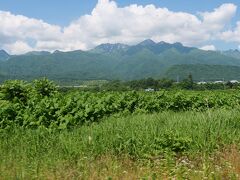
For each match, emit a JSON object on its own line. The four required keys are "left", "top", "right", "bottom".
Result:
{"left": 0, "top": 80, "right": 31, "bottom": 103}
{"left": 33, "top": 78, "right": 57, "bottom": 97}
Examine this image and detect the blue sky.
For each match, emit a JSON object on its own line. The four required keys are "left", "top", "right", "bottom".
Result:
{"left": 0, "top": 0, "right": 239, "bottom": 26}
{"left": 0, "top": 0, "right": 240, "bottom": 54}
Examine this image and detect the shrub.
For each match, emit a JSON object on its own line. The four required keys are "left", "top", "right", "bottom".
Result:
{"left": 0, "top": 80, "right": 31, "bottom": 103}
{"left": 33, "top": 78, "right": 57, "bottom": 97}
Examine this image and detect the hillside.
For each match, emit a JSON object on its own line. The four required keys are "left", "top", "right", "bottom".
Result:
{"left": 1, "top": 40, "right": 240, "bottom": 82}
{"left": 221, "top": 49, "right": 240, "bottom": 59}
{"left": 0, "top": 50, "right": 10, "bottom": 61}
{"left": 165, "top": 64, "right": 240, "bottom": 81}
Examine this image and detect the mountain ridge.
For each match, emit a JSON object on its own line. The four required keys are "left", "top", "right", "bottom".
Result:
{"left": 0, "top": 40, "right": 235, "bottom": 56}
{"left": 1, "top": 40, "right": 240, "bottom": 82}
{"left": 0, "top": 50, "right": 10, "bottom": 61}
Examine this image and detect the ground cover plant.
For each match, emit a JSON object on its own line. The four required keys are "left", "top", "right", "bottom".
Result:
{"left": 0, "top": 79, "right": 240, "bottom": 179}
{"left": 1, "top": 79, "right": 240, "bottom": 129}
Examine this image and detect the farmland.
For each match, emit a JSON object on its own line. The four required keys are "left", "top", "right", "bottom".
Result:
{"left": 0, "top": 79, "right": 240, "bottom": 179}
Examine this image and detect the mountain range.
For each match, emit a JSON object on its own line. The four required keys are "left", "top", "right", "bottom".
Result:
{"left": 0, "top": 50, "right": 10, "bottom": 61}
{"left": 1, "top": 40, "right": 240, "bottom": 83}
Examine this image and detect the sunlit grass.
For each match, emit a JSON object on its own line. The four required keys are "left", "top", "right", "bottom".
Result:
{"left": 0, "top": 109, "right": 240, "bottom": 179}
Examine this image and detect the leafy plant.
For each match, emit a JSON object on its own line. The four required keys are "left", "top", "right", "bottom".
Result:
{"left": 33, "top": 78, "right": 57, "bottom": 97}
{"left": 1, "top": 79, "right": 240, "bottom": 129}
{"left": 0, "top": 80, "right": 31, "bottom": 103}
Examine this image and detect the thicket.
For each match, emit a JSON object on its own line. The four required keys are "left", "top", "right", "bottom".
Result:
{"left": 1, "top": 79, "right": 240, "bottom": 129}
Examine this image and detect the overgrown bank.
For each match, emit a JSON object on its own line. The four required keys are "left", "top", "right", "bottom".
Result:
{"left": 1, "top": 79, "right": 240, "bottom": 129}
{"left": 1, "top": 110, "right": 240, "bottom": 179}
{"left": 1, "top": 79, "right": 240, "bottom": 179}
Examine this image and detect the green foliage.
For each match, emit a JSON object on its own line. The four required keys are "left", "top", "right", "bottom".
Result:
{"left": 1, "top": 110, "right": 240, "bottom": 179}
{"left": 0, "top": 80, "right": 31, "bottom": 103}
{"left": 165, "top": 64, "right": 240, "bottom": 82}
{"left": 101, "top": 80, "right": 130, "bottom": 91}
{"left": 33, "top": 78, "right": 57, "bottom": 96}
{"left": 178, "top": 74, "right": 194, "bottom": 90}
{"left": 155, "top": 131, "right": 192, "bottom": 153}
{"left": 1, "top": 79, "right": 240, "bottom": 130}
{"left": 127, "top": 78, "right": 158, "bottom": 90}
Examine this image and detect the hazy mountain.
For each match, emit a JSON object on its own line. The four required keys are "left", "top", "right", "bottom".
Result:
{"left": 125, "top": 40, "right": 195, "bottom": 55}
{"left": 0, "top": 50, "right": 10, "bottom": 61}
{"left": 221, "top": 49, "right": 240, "bottom": 59}
{"left": 1, "top": 40, "right": 240, "bottom": 82}
{"left": 92, "top": 43, "right": 129, "bottom": 54}
{"left": 138, "top": 39, "right": 156, "bottom": 46}
{"left": 25, "top": 51, "right": 51, "bottom": 56}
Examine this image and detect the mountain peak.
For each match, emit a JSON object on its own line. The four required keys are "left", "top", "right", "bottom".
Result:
{"left": 221, "top": 49, "right": 240, "bottom": 59}
{"left": 93, "top": 43, "right": 129, "bottom": 53}
{"left": 158, "top": 41, "right": 169, "bottom": 45}
{"left": 25, "top": 51, "right": 51, "bottom": 56}
{"left": 53, "top": 50, "right": 63, "bottom": 54}
{"left": 138, "top": 39, "right": 156, "bottom": 46}
{"left": 173, "top": 42, "right": 183, "bottom": 46}
{"left": 0, "top": 49, "right": 10, "bottom": 61}
{"left": 227, "top": 49, "right": 240, "bottom": 53}
{"left": 0, "top": 49, "right": 9, "bottom": 55}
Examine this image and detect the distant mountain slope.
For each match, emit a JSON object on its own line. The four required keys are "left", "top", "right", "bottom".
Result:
{"left": 112, "top": 47, "right": 240, "bottom": 80}
{"left": 221, "top": 49, "right": 240, "bottom": 59}
{"left": 165, "top": 64, "right": 240, "bottom": 81}
{"left": 92, "top": 43, "right": 129, "bottom": 54}
{"left": 1, "top": 40, "right": 240, "bottom": 81}
{"left": 0, "top": 71, "right": 6, "bottom": 83}
{"left": 0, "top": 50, "right": 10, "bottom": 61}
{"left": 0, "top": 50, "right": 121, "bottom": 81}
{"left": 24, "top": 51, "right": 51, "bottom": 56}
{"left": 125, "top": 40, "right": 195, "bottom": 56}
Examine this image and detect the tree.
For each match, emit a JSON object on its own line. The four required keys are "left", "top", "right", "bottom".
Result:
{"left": 179, "top": 73, "right": 194, "bottom": 90}
{"left": 158, "top": 78, "right": 174, "bottom": 89}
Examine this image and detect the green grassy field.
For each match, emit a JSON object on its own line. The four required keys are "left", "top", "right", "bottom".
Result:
{"left": 1, "top": 80, "right": 240, "bottom": 179}
{"left": 1, "top": 109, "right": 240, "bottom": 179}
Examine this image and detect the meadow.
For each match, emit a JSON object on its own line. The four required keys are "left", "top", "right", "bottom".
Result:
{"left": 0, "top": 79, "right": 240, "bottom": 179}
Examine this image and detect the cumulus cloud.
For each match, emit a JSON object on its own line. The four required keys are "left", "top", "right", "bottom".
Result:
{"left": 199, "top": 45, "right": 216, "bottom": 51}
{"left": 200, "top": 4, "right": 237, "bottom": 32}
{"left": 63, "top": 1, "right": 237, "bottom": 49}
{"left": 2, "top": 41, "right": 33, "bottom": 54}
{"left": 0, "top": 1, "right": 238, "bottom": 54}
{"left": 0, "top": 10, "right": 62, "bottom": 54}
{"left": 0, "top": 11, "right": 62, "bottom": 40}
{"left": 220, "top": 21, "right": 240, "bottom": 42}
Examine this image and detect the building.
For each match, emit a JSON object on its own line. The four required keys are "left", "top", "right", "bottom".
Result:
{"left": 197, "top": 81, "right": 207, "bottom": 85}
{"left": 145, "top": 88, "right": 155, "bottom": 92}
{"left": 230, "top": 80, "right": 239, "bottom": 84}
{"left": 213, "top": 81, "right": 224, "bottom": 84}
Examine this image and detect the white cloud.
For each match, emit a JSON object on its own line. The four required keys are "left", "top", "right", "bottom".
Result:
{"left": 0, "top": 1, "right": 238, "bottom": 54}
{"left": 220, "top": 21, "right": 240, "bottom": 42}
{"left": 199, "top": 45, "right": 216, "bottom": 51}
{"left": 200, "top": 4, "right": 237, "bottom": 32}
{"left": 0, "top": 11, "right": 62, "bottom": 54}
{"left": 0, "top": 11, "right": 62, "bottom": 41}
{"left": 3, "top": 41, "right": 33, "bottom": 54}
{"left": 63, "top": 1, "right": 237, "bottom": 49}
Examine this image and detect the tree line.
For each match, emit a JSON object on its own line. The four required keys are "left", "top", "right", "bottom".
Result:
{"left": 99, "top": 75, "right": 240, "bottom": 91}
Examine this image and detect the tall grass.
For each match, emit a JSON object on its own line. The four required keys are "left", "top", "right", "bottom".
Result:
{"left": 0, "top": 109, "right": 240, "bottom": 179}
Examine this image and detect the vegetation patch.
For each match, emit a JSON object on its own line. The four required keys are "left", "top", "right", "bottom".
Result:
{"left": 0, "top": 79, "right": 240, "bottom": 178}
